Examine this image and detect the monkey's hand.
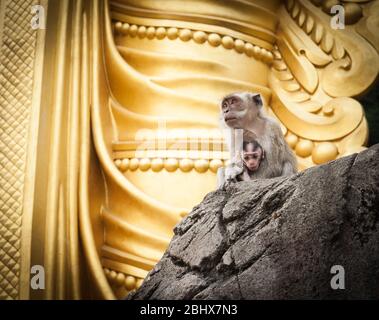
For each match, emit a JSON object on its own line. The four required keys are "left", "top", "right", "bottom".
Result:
{"left": 225, "top": 160, "right": 243, "bottom": 183}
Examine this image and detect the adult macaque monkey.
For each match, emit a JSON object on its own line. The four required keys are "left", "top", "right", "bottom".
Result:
{"left": 217, "top": 92, "right": 297, "bottom": 187}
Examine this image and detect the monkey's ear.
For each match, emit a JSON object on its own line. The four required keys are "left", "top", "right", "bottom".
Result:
{"left": 252, "top": 93, "right": 263, "bottom": 108}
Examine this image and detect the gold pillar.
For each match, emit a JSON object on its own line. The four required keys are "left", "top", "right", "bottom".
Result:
{"left": 0, "top": 0, "right": 47, "bottom": 300}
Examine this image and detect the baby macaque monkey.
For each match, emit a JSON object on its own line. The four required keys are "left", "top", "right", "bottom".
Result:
{"left": 237, "top": 135, "right": 265, "bottom": 182}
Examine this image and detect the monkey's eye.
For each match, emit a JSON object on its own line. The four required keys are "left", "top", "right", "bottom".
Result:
{"left": 231, "top": 98, "right": 236, "bottom": 104}
{"left": 222, "top": 102, "right": 228, "bottom": 109}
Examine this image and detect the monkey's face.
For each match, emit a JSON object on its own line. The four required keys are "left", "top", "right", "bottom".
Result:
{"left": 242, "top": 143, "right": 264, "bottom": 172}
{"left": 221, "top": 93, "right": 261, "bottom": 129}
{"left": 221, "top": 94, "right": 249, "bottom": 128}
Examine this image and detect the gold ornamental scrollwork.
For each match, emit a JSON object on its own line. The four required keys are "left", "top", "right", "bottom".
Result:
{"left": 269, "top": 0, "right": 379, "bottom": 169}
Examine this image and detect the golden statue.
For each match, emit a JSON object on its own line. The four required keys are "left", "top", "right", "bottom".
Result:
{"left": 0, "top": 0, "right": 378, "bottom": 299}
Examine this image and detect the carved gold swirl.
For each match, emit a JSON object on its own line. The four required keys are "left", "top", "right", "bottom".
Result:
{"left": 284, "top": 0, "right": 379, "bottom": 97}
{"left": 267, "top": 0, "right": 378, "bottom": 171}
{"left": 356, "top": 1, "right": 379, "bottom": 52}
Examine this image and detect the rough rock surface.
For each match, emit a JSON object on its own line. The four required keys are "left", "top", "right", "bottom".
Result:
{"left": 131, "top": 145, "right": 379, "bottom": 299}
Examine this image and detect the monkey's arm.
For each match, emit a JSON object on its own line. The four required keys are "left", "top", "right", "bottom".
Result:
{"left": 282, "top": 146, "right": 297, "bottom": 176}
{"left": 281, "top": 141, "right": 298, "bottom": 176}
{"left": 267, "top": 119, "right": 298, "bottom": 177}
{"left": 217, "top": 167, "right": 225, "bottom": 188}
{"left": 239, "top": 168, "right": 251, "bottom": 182}
{"left": 281, "top": 160, "right": 297, "bottom": 176}
{"left": 218, "top": 127, "right": 244, "bottom": 185}
{"left": 226, "top": 128, "right": 244, "bottom": 175}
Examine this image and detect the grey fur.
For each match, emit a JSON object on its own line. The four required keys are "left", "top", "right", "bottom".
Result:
{"left": 219, "top": 92, "right": 297, "bottom": 185}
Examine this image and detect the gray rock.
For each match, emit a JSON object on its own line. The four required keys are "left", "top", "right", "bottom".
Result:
{"left": 130, "top": 144, "right": 379, "bottom": 299}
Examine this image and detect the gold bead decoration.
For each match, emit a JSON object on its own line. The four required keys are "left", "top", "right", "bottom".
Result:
{"left": 151, "top": 158, "right": 164, "bottom": 172}
{"left": 125, "top": 276, "right": 136, "bottom": 290}
{"left": 266, "top": 51, "right": 274, "bottom": 63}
{"left": 129, "top": 158, "right": 139, "bottom": 171}
{"left": 322, "top": 0, "right": 340, "bottom": 14}
{"left": 121, "top": 23, "right": 129, "bottom": 35}
{"left": 156, "top": 27, "right": 166, "bottom": 39}
{"left": 234, "top": 39, "right": 245, "bottom": 53}
{"left": 194, "top": 159, "right": 209, "bottom": 173}
{"left": 164, "top": 158, "right": 179, "bottom": 172}
{"left": 139, "top": 158, "right": 151, "bottom": 171}
{"left": 285, "top": 133, "right": 298, "bottom": 149}
{"left": 193, "top": 31, "right": 207, "bottom": 44}
{"left": 129, "top": 25, "right": 138, "bottom": 37}
{"left": 208, "top": 33, "right": 221, "bottom": 47}
{"left": 295, "top": 139, "right": 314, "bottom": 157}
{"left": 167, "top": 27, "right": 179, "bottom": 40}
{"left": 109, "top": 270, "right": 117, "bottom": 280}
{"left": 146, "top": 26, "right": 155, "bottom": 39}
{"left": 244, "top": 43, "right": 254, "bottom": 57}
{"left": 119, "top": 158, "right": 129, "bottom": 172}
{"left": 273, "top": 50, "right": 282, "bottom": 60}
{"left": 114, "top": 21, "right": 122, "bottom": 34}
{"left": 136, "top": 278, "right": 144, "bottom": 288}
{"left": 221, "top": 36, "right": 234, "bottom": 49}
{"left": 115, "top": 22, "right": 273, "bottom": 62}
{"left": 137, "top": 26, "right": 147, "bottom": 38}
{"left": 253, "top": 46, "right": 262, "bottom": 58}
{"left": 114, "top": 159, "right": 121, "bottom": 168}
{"left": 179, "top": 159, "right": 194, "bottom": 172}
{"left": 261, "top": 49, "right": 269, "bottom": 62}
{"left": 116, "top": 272, "right": 126, "bottom": 286}
{"left": 344, "top": 3, "right": 363, "bottom": 25}
{"left": 209, "top": 159, "right": 223, "bottom": 173}
{"left": 115, "top": 20, "right": 274, "bottom": 64}
{"left": 179, "top": 29, "right": 192, "bottom": 41}
{"left": 312, "top": 142, "right": 338, "bottom": 165}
